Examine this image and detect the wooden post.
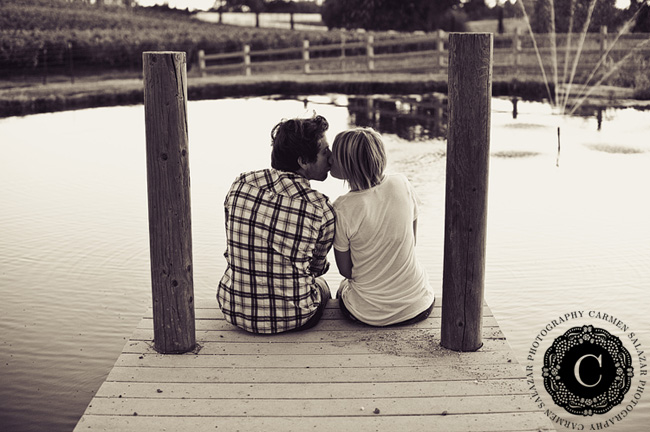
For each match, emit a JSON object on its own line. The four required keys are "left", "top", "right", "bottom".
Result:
{"left": 512, "top": 28, "right": 521, "bottom": 76}
{"left": 367, "top": 34, "right": 375, "bottom": 71}
{"left": 340, "top": 34, "right": 347, "bottom": 71}
{"left": 143, "top": 51, "right": 196, "bottom": 354}
{"left": 599, "top": 26, "right": 609, "bottom": 68}
{"left": 436, "top": 30, "right": 445, "bottom": 73}
{"left": 599, "top": 26, "right": 608, "bottom": 55}
{"left": 198, "top": 49, "right": 206, "bottom": 77}
{"left": 303, "top": 39, "right": 310, "bottom": 74}
{"left": 68, "top": 41, "right": 75, "bottom": 84}
{"left": 243, "top": 45, "right": 251, "bottom": 76}
{"left": 42, "top": 46, "right": 48, "bottom": 85}
{"left": 441, "top": 33, "right": 493, "bottom": 352}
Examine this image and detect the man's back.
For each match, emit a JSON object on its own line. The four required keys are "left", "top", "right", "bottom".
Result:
{"left": 218, "top": 169, "right": 335, "bottom": 334}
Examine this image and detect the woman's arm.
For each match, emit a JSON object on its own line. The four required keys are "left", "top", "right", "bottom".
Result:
{"left": 334, "top": 249, "right": 353, "bottom": 279}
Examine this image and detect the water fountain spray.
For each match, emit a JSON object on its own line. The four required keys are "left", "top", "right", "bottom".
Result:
{"left": 515, "top": 0, "right": 648, "bottom": 167}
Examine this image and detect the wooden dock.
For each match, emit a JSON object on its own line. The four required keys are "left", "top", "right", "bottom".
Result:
{"left": 74, "top": 40, "right": 556, "bottom": 431}
{"left": 74, "top": 286, "right": 554, "bottom": 431}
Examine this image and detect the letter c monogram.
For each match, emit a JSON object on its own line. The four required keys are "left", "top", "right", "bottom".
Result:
{"left": 574, "top": 354, "right": 602, "bottom": 388}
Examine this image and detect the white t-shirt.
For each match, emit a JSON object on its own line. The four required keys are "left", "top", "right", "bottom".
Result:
{"left": 333, "top": 173, "right": 434, "bottom": 326}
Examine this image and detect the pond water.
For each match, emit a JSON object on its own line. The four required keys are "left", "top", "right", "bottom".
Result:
{"left": 0, "top": 95, "right": 649, "bottom": 432}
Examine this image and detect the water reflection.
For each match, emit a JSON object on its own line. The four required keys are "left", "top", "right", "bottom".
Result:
{"left": 347, "top": 94, "right": 448, "bottom": 140}
{"left": 345, "top": 93, "right": 639, "bottom": 139}
{"left": 1, "top": 96, "right": 649, "bottom": 432}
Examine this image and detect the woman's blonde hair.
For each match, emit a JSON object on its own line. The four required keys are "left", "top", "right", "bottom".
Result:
{"left": 332, "top": 127, "right": 386, "bottom": 191}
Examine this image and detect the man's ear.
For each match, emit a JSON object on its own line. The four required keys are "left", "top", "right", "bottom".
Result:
{"left": 297, "top": 156, "right": 308, "bottom": 170}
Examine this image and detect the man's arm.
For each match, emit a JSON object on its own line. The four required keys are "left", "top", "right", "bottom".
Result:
{"left": 310, "top": 202, "right": 335, "bottom": 277}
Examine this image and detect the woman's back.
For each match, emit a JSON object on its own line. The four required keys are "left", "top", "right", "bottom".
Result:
{"left": 333, "top": 173, "right": 433, "bottom": 326}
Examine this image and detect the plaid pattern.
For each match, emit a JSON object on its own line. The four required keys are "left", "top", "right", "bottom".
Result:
{"left": 217, "top": 169, "right": 335, "bottom": 334}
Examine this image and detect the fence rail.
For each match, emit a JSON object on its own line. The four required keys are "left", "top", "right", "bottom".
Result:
{"left": 198, "top": 27, "right": 650, "bottom": 86}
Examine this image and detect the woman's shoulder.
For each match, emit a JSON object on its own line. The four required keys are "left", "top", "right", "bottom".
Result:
{"left": 333, "top": 189, "right": 371, "bottom": 216}
{"left": 333, "top": 191, "right": 355, "bottom": 208}
{"left": 383, "top": 173, "right": 412, "bottom": 190}
{"left": 386, "top": 172, "right": 409, "bottom": 183}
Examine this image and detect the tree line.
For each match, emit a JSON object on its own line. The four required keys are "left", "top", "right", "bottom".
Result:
{"left": 2, "top": 0, "right": 648, "bottom": 83}
{"left": 320, "top": 0, "right": 650, "bottom": 33}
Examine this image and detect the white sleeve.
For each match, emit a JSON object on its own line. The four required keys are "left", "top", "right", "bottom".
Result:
{"left": 333, "top": 204, "right": 350, "bottom": 252}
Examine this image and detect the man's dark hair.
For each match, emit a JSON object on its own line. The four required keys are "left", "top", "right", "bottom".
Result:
{"left": 271, "top": 115, "right": 329, "bottom": 173}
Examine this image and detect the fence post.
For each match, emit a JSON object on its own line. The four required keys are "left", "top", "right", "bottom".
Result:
{"left": 198, "top": 50, "right": 207, "bottom": 77}
{"left": 600, "top": 26, "right": 608, "bottom": 54}
{"left": 42, "top": 46, "right": 48, "bottom": 85}
{"left": 599, "top": 26, "right": 609, "bottom": 68}
{"left": 142, "top": 51, "right": 196, "bottom": 354}
{"left": 512, "top": 28, "right": 521, "bottom": 76}
{"left": 340, "top": 34, "right": 346, "bottom": 71}
{"left": 303, "top": 39, "right": 310, "bottom": 74}
{"left": 436, "top": 29, "right": 445, "bottom": 73}
{"left": 367, "top": 34, "right": 375, "bottom": 71}
{"left": 243, "top": 45, "right": 251, "bottom": 76}
{"left": 441, "top": 33, "right": 493, "bottom": 352}
{"left": 68, "top": 41, "right": 75, "bottom": 84}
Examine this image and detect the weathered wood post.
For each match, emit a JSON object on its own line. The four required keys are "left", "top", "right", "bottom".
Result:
{"left": 243, "top": 45, "right": 251, "bottom": 76}
{"left": 303, "top": 40, "right": 310, "bottom": 74}
{"left": 67, "top": 41, "right": 75, "bottom": 84}
{"left": 599, "top": 26, "right": 610, "bottom": 68}
{"left": 436, "top": 30, "right": 445, "bottom": 73}
{"left": 143, "top": 51, "right": 196, "bottom": 354}
{"left": 512, "top": 28, "right": 521, "bottom": 77}
{"left": 198, "top": 49, "right": 207, "bottom": 78}
{"left": 367, "top": 34, "right": 375, "bottom": 71}
{"left": 340, "top": 33, "right": 346, "bottom": 71}
{"left": 441, "top": 33, "right": 493, "bottom": 352}
{"left": 42, "top": 46, "right": 48, "bottom": 85}
{"left": 599, "top": 26, "right": 608, "bottom": 55}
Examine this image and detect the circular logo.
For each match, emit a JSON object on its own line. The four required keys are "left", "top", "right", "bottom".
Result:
{"left": 542, "top": 325, "right": 634, "bottom": 416}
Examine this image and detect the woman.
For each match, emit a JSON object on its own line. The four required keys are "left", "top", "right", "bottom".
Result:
{"left": 330, "top": 127, "right": 434, "bottom": 326}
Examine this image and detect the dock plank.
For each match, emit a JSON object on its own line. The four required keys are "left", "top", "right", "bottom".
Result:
{"left": 137, "top": 315, "right": 502, "bottom": 330}
{"left": 75, "top": 412, "right": 552, "bottom": 432}
{"left": 84, "top": 394, "right": 535, "bottom": 416}
{"left": 94, "top": 379, "right": 531, "bottom": 399}
{"left": 121, "top": 337, "right": 514, "bottom": 355}
{"left": 74, "top": 297, "right": 554, "bottom": 432}
{"left": 128, "top": 326, "right": 506, "bottom": 342}
{"left": 105, "top": 363, "right": 526, "bottom": 383}
{"left": 114, "top": 351, "right": 517, "bottom": 368}
{"left": 161, "top": 301, "right": 495, "bottom": 320}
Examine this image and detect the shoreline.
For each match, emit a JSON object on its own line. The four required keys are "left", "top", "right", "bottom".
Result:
{"left": 1, "top": 73, "right": 647, "bottom": 118}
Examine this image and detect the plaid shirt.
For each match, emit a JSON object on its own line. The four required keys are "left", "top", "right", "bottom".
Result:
{"left": 217, "top": 169, "right": 335, "bottom": 334}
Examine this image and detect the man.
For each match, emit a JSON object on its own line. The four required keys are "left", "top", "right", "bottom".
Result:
{"left": 217, "top": 115, "right": 335, "bottom": 334}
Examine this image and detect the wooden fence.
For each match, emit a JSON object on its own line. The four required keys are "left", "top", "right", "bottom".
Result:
{"left": 198, "top": 27, "right": 650, "bottom": 85}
